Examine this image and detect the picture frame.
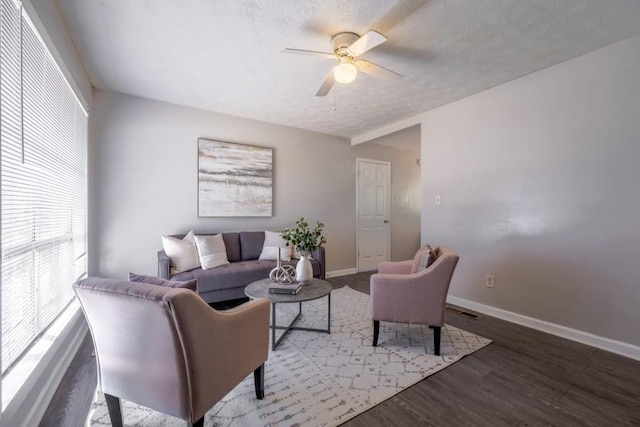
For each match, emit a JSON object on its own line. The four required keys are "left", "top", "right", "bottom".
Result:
{"left": 198, "top": 138, "right": 273, "bottom": 217}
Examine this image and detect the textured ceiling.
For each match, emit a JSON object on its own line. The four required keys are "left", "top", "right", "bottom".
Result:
{"left": 54, "top": 0, "right": 640, "bottom": 139}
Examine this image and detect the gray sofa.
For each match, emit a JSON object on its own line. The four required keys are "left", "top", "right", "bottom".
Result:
{"left": 158, "top": 231, "right": 325, "bottom": 304}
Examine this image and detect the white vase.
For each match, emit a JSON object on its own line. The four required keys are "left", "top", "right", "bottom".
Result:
{"left": 296, "top": 255, "right": 313, "bottom": 285}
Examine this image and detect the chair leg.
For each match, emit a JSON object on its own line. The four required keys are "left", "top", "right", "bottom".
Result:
{"left": 104, "top": 394, "right": 123, "bottom": 427}
{"left": 433, "top": 326, "right": 441, "bottom": 355}
{"left": 188, "top": 416, "right": 204, "bottom": 427}
{"left": 372, "top": 320, "right": 379, "bottom": 346}
{"left": 254, "top": 364, "right": 265, "bottom": 399}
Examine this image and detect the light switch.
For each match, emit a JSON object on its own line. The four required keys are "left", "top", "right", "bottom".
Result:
{"left": 435, "top": 195, "right": 441, "bottom": 206}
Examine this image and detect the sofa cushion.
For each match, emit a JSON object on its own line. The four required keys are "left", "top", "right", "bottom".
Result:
{"left": 161, "top": 231, "right": 200, "bottom": 275}
{"left": 240, "top": 231, "right": 265, "bottom": 261}
{"left": 171, "top": 259, "right": 321, "bottom": 294}
{"left": 195, "top": 234, "right": 230, "bottom": 270}
{"left": 128, "top": 272, "right": 197, "bottom": 292}
{"left": 185, "top": 261, "right": 276, "bottom": 293}
{"left": 259, "top": 231, "right": 291, "bottom": 261}
{"left": 258, "top": 246, "right": 291, "bottom": 261}
{"left": 221, "top": 232, "right": 241, "bottom": 262}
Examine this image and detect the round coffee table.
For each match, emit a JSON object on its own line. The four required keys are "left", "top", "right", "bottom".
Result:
{"left": 245, "top": 278, "right": 332, "bottom": 350}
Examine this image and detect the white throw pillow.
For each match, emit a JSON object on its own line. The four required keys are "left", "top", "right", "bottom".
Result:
{"left": 161, "top": 231, "right": 200, "bottom": 275}
{"left": 259, "top": 246, "right": 291, "bottom": 261}
{"left": 194, "top": 234, "right": 230, "bottom": 270}
{"left": 259, "top": 230, "right": 291, "bottom": 261}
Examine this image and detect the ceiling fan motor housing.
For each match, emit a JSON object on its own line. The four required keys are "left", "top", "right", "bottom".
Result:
{"left": 331, "top": 32, "right": 359, "bottom": 59}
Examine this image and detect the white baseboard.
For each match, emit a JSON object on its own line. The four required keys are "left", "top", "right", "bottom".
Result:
{"left": 447, "top": 295, "right": 640, "bottom": 362}
{"left": 326, "top": 268, "right": 358, "bottom": 278}
{"left": 2, "top": 302, "right": 89, "bottom": 427}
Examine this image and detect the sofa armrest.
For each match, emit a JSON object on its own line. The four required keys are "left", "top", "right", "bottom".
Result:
{"left": 311, "top": 246, "right": 326, "bottom": 279}
{"left": 158, "top": 250, "right": 171, "bottom": 279}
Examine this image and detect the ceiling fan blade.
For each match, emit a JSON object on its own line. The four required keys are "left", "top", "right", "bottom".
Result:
{"left": 347, "top": 30, "right": 387, "bottom": 57}
{"left": 356, "top": 59, "right": 403, "bottom": 80}
{"left": 316, "top": 68, "right": 336, "bottom": 97}
{"left": 281, "top": 48, "right": 335, "bottom": 60}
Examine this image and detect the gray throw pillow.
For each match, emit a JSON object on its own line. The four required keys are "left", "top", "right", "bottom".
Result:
{"left": 128, "top": 273, "right": 197, "bottom": 292}
{"left": 411, "top": 244, "right": 437, "bottom": 273}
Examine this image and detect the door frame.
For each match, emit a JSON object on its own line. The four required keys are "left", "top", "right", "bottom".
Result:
{"left": 355, "top": 157, "right": 391, "bottom": 272}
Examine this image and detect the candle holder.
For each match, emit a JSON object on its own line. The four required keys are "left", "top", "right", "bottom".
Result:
{"left": 269, "top": 248, "right": 296, "bottom": 283}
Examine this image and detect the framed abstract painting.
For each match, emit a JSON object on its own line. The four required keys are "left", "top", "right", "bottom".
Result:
{"left": 198, "top": 138, "right": 273, "bottom": 217}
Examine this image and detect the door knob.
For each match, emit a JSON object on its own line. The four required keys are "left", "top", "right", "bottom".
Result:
{"left": 384, "top": 220, "right": 389, "bottom": 223}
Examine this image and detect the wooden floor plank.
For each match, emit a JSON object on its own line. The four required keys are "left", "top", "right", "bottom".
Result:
{"left": 38, "top": 333, "right": 97, "bottom": 427}
{"left": 40, "top": 272, "right": 640, "bottom": 426}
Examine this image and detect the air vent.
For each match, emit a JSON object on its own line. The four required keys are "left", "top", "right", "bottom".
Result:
{"left": 446, "top": 306, "right": 480, "bottom": 319}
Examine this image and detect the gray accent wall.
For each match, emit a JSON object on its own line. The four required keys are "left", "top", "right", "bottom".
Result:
{"left": 89, "top": 90, "right": 420, "bottom": 279}
{"left": 419, "top": 36, "right": 640, "bottom": 347}
{"left": 89, "top": 90, "right": 351, "bottom": 278}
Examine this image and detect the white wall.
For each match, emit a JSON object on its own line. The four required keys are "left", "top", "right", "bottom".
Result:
{"left": 419, "top": 36, "right": 640, "bottom": 347}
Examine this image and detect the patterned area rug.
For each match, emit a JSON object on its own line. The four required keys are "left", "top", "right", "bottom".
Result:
{"left": 87, "top": 286, "right": 491, "bottom": 426}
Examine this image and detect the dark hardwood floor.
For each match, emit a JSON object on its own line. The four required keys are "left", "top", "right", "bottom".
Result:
{"left": 39, "top": 331, "right": 97, "bottom": 427}
{"left": 40, "top": 272, "right": 640, "bottom": 426}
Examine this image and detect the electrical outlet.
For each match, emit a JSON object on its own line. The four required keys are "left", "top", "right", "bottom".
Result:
{"left": 485, "top": 274, "right": 495, "bottom": 288}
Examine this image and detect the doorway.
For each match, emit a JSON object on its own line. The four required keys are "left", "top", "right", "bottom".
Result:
{"left": 356, "top": 158, "right": 391, "bottom": 271}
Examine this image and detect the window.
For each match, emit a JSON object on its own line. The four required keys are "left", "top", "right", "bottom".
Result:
{"left": 1, "top": 0, "right": 87, "bottom": 375}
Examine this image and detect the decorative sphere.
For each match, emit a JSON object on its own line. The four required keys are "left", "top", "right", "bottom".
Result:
{"left": 269, "top": 265, "right": 296, "bottom": 283}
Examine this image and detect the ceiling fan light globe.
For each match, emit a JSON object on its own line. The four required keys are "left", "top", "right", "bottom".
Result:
{"left": 334, "top": 62, "right": 357, "bottom": 84}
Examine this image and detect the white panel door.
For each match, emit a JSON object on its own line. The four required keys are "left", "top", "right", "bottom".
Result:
{"left": 357, "top": 159, "right": 390, "bottom": 271}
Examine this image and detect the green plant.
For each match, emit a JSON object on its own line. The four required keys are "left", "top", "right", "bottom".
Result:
{"left": 281, "top": 217, "right": 327, "bottom": 256}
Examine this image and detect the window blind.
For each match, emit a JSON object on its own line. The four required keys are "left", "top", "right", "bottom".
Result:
{"left": 1, "top": 0, "right": 87, "bottom": 374}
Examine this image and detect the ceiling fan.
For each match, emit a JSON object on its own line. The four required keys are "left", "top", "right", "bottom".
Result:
{"left": 281, "top": 30, "right": 403, "bottom": 96}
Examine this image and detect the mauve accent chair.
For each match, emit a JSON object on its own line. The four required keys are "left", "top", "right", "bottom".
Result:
{"left": 74, "top": 277, "right": 270, "bottom": 427}
{"left": 370, "top": 246, "right": 459, "bottom": 355}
